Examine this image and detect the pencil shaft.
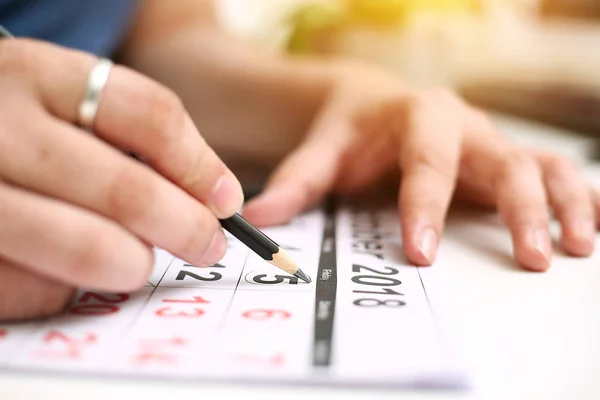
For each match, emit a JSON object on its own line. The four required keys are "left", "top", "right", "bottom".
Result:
{"left": 219, "top": 213, "right": 279, "bottom": 260}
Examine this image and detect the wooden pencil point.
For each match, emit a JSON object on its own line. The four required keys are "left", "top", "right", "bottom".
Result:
{"left": 269, "top": 249, "right": 299, "bottom": 275}
{"left": 293, "top": 269, "right": 311, "bottom": 284}
{"left": 270, "top": 249, "right": 311, "bottom": 283}
{"left": 219, "top": 212, "right": 309, "bottom": 281}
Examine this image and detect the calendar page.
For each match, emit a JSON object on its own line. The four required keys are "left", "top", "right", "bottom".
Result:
{"left": 0, "top": 200, "right": 469, "bottom": 390}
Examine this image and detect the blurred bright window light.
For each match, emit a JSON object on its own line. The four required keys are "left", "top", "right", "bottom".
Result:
{"left": 215, "top": 0, "right": 600, "bottom": 88}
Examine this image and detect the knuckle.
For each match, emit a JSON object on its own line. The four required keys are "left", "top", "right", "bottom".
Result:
{"left": 407, "top": 87, "right": 461, "bottom": 111}
{"left": 146, "top": 86, "right": 185, "bottom": 152}
{"left": 546, "top": 156, "right": 589, "bottom": 204}
{"left": 33, "top": 284, "right": 76, "bottom": 318}
{"left": 495, "top": 150, "right": 537, "bottom": 181}
{"left": 470, "top": 108, "right": 495, "bottom": 131}
{"left": 402, "top": 94, "right": 432, "bottom": 132}
{"left": 470, "top": 107, "right": 489, "bottom": 122}
{"left": 294, "top": 179, "right": 314, "bottom": 208}
{"left": 71, "top": 225, "right": 151, "bottom": 290}
{"left": 105, "top": 165, "right": 156, "bottom": 227}
{"left": 0, "top": 38, "right": 37, "bottom": 77}
{"left": 63, "top": 227, "right": 153, "bottom": 291}
{"left": 428, "top": 87, "right": 458, "bottom": 103}
{"left": 403, "top": 88, "right": 462, "bottom": 125}
{"left": 178, "top": 212, "right": 219, "bottom": 260}
{"left": 68, "top": 227, "right": 115, "bottom": 278}
{"left": 0, "top": 264, "right": 75, "bottom": 321}
{"left": 547, "top": 154, "right": 577, "bottom": 177}
{"left": 413, "top": 150, "right": 457, "bottom": 182}
{"left": 404, "top": 92, "right": 429, "bottom": 114}
{"left": 179, "top": 142, "right": 226, "bottom": 192}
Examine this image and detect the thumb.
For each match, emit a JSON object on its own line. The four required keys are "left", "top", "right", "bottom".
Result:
{"left": 242, "top": 102, "right": 352, "bottom": 227}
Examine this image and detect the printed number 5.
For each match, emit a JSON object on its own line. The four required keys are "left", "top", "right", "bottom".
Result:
{"left": 252, "top": 274, "right": 298, "bottom": 285}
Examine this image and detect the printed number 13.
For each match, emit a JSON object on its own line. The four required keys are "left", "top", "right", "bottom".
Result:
{"left": 155, "top": 295, "right": 209, "bottom": 317}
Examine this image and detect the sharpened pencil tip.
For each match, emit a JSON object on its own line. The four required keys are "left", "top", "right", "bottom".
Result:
{"left": 294, "top": 269, "right": 311, "bottom": 284}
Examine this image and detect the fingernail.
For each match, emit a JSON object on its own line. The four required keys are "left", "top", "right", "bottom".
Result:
{"left": 531, "top": 228, "right": 552, "bottom": 262}
{"left": 417, "top": 227, "right": 437, "bottom": 263}
{"left": 212, "top": 173, "right": 244, "bottom": 218}
{"left": 200, "top": 231, "right": 227, "bottom": 266}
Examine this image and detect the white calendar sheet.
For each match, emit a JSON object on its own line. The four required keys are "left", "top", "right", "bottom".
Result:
{"left": 0, "top": 201, "right": 469, "bottom": 389}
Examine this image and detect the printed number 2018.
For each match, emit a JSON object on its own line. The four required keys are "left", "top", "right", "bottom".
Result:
{"left": 351, "top": 264, "right": 406, "bottom": 308}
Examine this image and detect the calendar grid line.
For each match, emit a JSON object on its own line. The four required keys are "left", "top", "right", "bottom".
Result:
{"left": 202, "top": 248, "right": 251, "bottom": 370}
{"left": 154, "top": 251, "right": 176, "bottom": 289}
{"left": 214, "top": 248, "right": 250, "bottom": 336}
{"left": 94, "top": 251, "right": 177, "bottom": 366}
{"left": 417, "top": 268, "right": 432, "bottom": 316}
{"left": 416, "top": 266, "right": 448, "bottom": 358}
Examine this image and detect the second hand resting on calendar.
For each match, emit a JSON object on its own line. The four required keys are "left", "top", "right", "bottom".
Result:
{"left": 1, "top": 0, "right": 599, "bottom": 322}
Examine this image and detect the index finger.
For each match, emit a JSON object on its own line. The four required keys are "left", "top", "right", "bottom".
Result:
{"left": 4, "top": 38, "right": 244, "bottom": 219}
{"left": 397, "top": 90, "right": 464, "bottom": 266}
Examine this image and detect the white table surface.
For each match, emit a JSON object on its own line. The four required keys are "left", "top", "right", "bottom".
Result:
{"left": 1, "top": 114, "right": 599, "bottom": 400}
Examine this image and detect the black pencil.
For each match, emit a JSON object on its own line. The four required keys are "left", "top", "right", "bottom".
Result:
{"left": 219, "top": 213, "right": 311, "bottom": 283}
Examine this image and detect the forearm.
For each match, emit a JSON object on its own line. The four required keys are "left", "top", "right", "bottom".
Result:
{"left": 117, "top": 0, "right": 333, "bottom": 168}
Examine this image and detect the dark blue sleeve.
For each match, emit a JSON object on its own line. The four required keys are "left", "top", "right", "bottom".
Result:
{"left": 0, "top": 0, "right": 142, "bottom": 57}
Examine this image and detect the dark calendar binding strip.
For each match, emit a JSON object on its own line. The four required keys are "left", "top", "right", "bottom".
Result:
{"left": 312, "top": 201, "right": 337, "bottom": 367}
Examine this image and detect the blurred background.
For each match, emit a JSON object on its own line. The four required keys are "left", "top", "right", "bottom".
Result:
{"left": 216, "top": 0, "right": 600, "bottom": 155}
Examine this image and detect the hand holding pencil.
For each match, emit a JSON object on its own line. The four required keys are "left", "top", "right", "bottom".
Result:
{"left": 0, "top": 29, "right": 306, "bottom": 322}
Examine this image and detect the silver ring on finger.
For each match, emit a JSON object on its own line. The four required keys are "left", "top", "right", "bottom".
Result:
{"left": 78, "top": 58, "right": 113, "bottom": 132}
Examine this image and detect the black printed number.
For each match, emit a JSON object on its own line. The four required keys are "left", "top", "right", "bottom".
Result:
{"left": 351, "top": 275, "right": 401, "bottom": 286}
{"left": 351, "top": 263, "right": 405, "bottom": 308}
{"left": 352, "top": 264, "right": 398, "bottom": 275}
{"left": 176, "top": 270, "right": 222, "bottom": 282}
{"left": 353, "top": 298, "right": 406, "bottom": 307}
{"left": 252, "top": 274, "right": 298, "bottom": 285}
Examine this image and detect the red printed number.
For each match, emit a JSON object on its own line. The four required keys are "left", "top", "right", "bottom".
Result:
{"left": 43, "top": 330, "right": 97, "bottom": 344}
{"left": 242, "top": 309, "right": 291, "bottom": 320}
{"left": 155, "top": 296, "right": 209, "bottom": 318}
{"left": 234, "top": 352, "right": 285, "bottom": 366}
{"left": 162, "top": 296, "right": 209, "bottom": 304}
{"left": 155, "top": 307, "right": 205, "bottom": 317}
{"left": 0, "top": 329, "right": 7, "bottom": 340}
{"left": 34, "top": 330, "right": 97, "bottom": 359}
{"left": 134, "top": 337, "right": 186, "bottom": 365}
{"left": 69, "top": 292, "right": 130, "bottom": 316}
